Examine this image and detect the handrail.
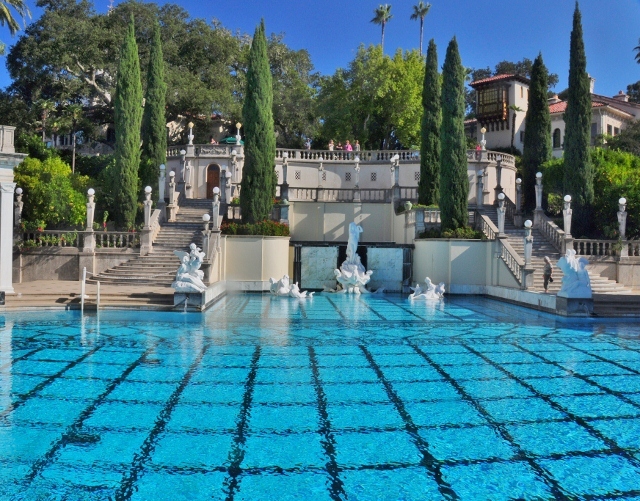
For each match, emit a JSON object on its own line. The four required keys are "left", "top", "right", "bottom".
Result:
{"left": 537, "top": 212, "right": 565, "bottom": 252}
{"left": 500, "top": 239, "right": 524, "bottom": 285}
{"left": 477, "top": 214, "right": 498, "bottom": 240}
{"left": 503, "top": 194, "right": 517, "bottom": 225}
{"left": 149, "top": 209, "right": 162, "bottom": 243}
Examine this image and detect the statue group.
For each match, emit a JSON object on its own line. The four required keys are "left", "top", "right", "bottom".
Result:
{"left": 557, "top": 249, "right": 592, "bottom": 298}
{"left": 330, "top": 222, "right": 374, "bottom": 294}
{"left": 269, "top": 275, "right": 314, "bottom": 298}
{"left": 409, "top": 277, "right": 445, "bottom": 300}
{"left": 171, "top": 243, "right": 207, "bottom": 293}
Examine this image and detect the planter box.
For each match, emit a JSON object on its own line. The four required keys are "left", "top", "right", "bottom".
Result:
{"left": 221, "top": 235, "right": 291, "bottom": 291}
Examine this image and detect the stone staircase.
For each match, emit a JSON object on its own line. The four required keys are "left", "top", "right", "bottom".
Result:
{"left": 88, "top": 199, "right": 212, "bottom": 287}
{"left": 482, "top": 206, "right": 634, "bottom": 296}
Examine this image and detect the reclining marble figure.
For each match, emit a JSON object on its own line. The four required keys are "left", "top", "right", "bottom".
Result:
{"left": 269, "top": 275, "right": 314, "bottom": 298}
{"left": 409, "top": 277, "right": 445, "bottom": 300}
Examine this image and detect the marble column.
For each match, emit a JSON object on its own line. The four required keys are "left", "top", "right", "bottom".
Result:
{"left": 0, "top": 182, "right": 16, "bottom": 293}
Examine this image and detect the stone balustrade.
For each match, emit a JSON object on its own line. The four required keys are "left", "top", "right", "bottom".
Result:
{"left": 21, "top": 230, "right": 81, "bottom": 248}
{"left": 95, "top": 232, "right": 140, "bottom": 249}
{"left": 537, "top": 213, "right": 565, "bottom": 252}
{"left": 573, "top": 239, "right": 621, "bottom": 257}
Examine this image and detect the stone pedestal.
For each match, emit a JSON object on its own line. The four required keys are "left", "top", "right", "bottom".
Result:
{"left": 83, "top": 231, "right": 96, "bottom": 253}
{"left": 140, "top": 228, "right": 152, "bottom": 256}
{"left": 533, "top": 209, "right": 545, "bottom": 229}
{"left": 0, "top": 182, "right": 16, "bottom": 293}
{"left": 78, "top": 252, "right": 95, "bottom": 280}
{"left": 522, "top": 266, "right": 535, "bottom": 290}
{"left": 556, "top": 296, "right": 594, "bottom": 317}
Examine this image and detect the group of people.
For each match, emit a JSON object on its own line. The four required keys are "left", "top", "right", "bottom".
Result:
{"left": 328, "top": 139, "right": 360, "bottom": 152}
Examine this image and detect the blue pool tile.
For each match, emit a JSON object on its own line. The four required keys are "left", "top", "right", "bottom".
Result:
{"left": 31, "top": 348, "right": 91, "bottom": 362}
{"left": 258, "top": 355, "right": 309, "bottom": 368}
{"left": 481, "top": 397, "right": 564, "bottom": 423}
{"left": 443, "top": 461, "right": 552, "bottom": 500}
{"left": 10, "top": 397, "right": 88, "bottom": 426}
{"left": 391, "top": 381, "right": 460, "bottom": 402}
{"left": 539, "top": 455, "right": 640, "bottom": 497}
{"left": 248, "top": 405, "right": 318, "bottom": 432}
{"left": 317, "top": 367, "right": 379, "bottom": 384}
{"left": 12, "top": 360, "right": 72, "bottom": 376}
{"left": 327, "top": 403, "right": 403, "bottom": 430}
{"left": 535, "top": 350, "right": 599, "bottom": 363}
{"left": 84, "top": 401, "right": 164, "bottom": 430}
{"left": 428, "top": 353, "right": 484, "bottom": 365}
{"left": 405, "top": 400, "right": 485, "bottom": 427}
{"left": 500, "top": 363, "right": 570, "bottom": 379}
{"left": 7, "top": 374, "right": 47, "bottom": 395}
{"left": 191, "top": 366, "right": 250, "bottom": 383}
{"left": 106, "top": 381, "right": 177, "bottom": 403}
{"left": 0, "top": 425, "right": 63, "bottom": 461}
{"left": 459, "top": 379, "right": 533, "bottom": 399}
{"left": 235, "top": 472, "right": 332, "bottom": 501}
{"left": 523, "top": 376, "right": 602, "bottom": 396}
{"left": 132, "top": 471, "right": 227, "bottom": 501}
{"left": 506, "top": 421, "right": 606, "bottom": 455}
{"left": 340, "top": 467, "right": 443, "bottom": 501}
{"left": 180, "top": 382, "right": 245, "bottom": 404}
{"left": 83, "top": 350, "right": 144, "bottom": 365}
{"left": 0, "top": 462, "right": 31, "bottom": 488}
{"left": 551, "top": 394, "right": 640, "bottom": 419}
{"left": 56, "top": 430, "right": 147, "bottom": 467}
{"left": 255, "top": 367, "right": 313, "bottom": 384}
{"left": 39, "top": 377, "right": 109, "bottom": 399}
{"left": 152, "top": 431, "right": 233, "bottom": 468}
{"left": 419, "top": 425, "right": 515, "bottom": 461}
{"left": 64, "top": 363, "right": 130, "bottom": 380}
{"left": 588, "top": 375, "right": 640, "bottom": 394}
{"left": 378, "top": 365, "right": 443, "bottom": 382}
{"left": 322, "top": 383, "right": 388, "bottom": 403}
{"left": 243, "top": 433, "right": 324, "bottom": 468}
{"left": 167, "top": 403, "right": 239, "bottom": 432}
{"left": 334, "top": 430, "right": 421, "bottom": 466}
{"left": 126, "top": 365, "right": 187, "bottom": 383}
{"left": 589, "top": 417, "right": 640, "bottom": 449}
{"left": 482, "top": 351, "right": 545, "bottom": 364}
{"left": 440, "top": 364, "right": 507, "bottom": 381}
{"left": 573, "top": 361, "right": 636, "bottom": 377}
{"left": 252, "top": 383, "right": 317, "bottom": 404}
{"left": 40, "top": 461, "right": 124, "bottom": 490}
{"left": 315, "top": 354, "right": 370, "bottom": 367}
{"left": 371, "top": 353, "right": 428, "bottom": 367}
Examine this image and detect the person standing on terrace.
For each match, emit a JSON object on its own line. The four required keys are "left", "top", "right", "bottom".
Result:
{"left": 328, "top": 139, "right": 334, "bottom": 151}
{"left": 354, "top": 140, "right": 360, "bottom": 151}
{"left": 345, "top": 140, "right": 353, "bottom": 151}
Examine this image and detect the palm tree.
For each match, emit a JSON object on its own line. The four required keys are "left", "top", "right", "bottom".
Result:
{"left": 509, "top": 104, "right": 523, "bottom": 154}
{"left": 36, "top": 100, "right": 56, "bottom": 143}
{"left": 371, "top": 4, "right": 392, "bottom": 52}
{"left": 0, "top": 0, "right": 30, "bottom": 36}
{"left": 410, "top": 1, "right": 431, "bottom": 55}
{"left": 635, "top": 38, "right": 640, "bottom": 64}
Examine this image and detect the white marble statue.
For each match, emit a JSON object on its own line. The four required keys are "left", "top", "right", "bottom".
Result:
{"left": 557, "top": 249, "right": 592, "bottom": 298}
{"left": 409, "top": 277, "right": 445, "bottom": 300}
{"left": 269, "top": 275, "right": 314, "bottom": 298}
{"left": 331, "top": 222, "right": 374, "bottom": 294}
{"left": 171, "top": 243, "right": 207, "bottom": 293}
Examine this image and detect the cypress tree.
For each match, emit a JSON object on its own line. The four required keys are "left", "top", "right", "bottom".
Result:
{"left": 240, "top": 20, "right": 277, "bottom": 224}
{"left": 563, "top": 2, "right": 593, "bottom": 236}
{"left": 439, "top": 37, "right": 468, "bottom": 231}
{"left": 141, "top": 20, "right": 167, "bottom": 199}
{"left": 522, "top": 53, "right": 551, "bottom": 213}
{"left": 418, "top": 39, "right": 441, "bottom": 206}
{"left": 113, "top": 16, "right": 143, "bottom": 229}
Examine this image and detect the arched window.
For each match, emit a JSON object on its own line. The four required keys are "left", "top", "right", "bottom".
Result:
{"left": 553, "top": 128, "right": 561, "bottom": 149}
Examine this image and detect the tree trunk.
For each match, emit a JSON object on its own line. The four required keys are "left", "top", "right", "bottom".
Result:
{"left": 72, "top": 129, "right": 76, "bottom": 174}
{"left": 381, "top": 23, "right": 385, "bottom": 51}
{"left": 419, "top": 19, "right": 424, "bottom": 55}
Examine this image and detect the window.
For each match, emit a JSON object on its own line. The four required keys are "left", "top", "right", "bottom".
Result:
{"left": 371, "top": 172, "right": 377, "bottom": 182}
{"left": 345, "top": 172, "right": 351, "bottom": 182}
{"left": 520, "top": 86, "right": 524, "bottom": 98}
{"left": 553, "top": 128, "right": 561, "bottom": 149}
{"left": 477, "top": 86, "right": 508, "bottom": 120}
{"left": 295, "top": 170, "right": 301, "bottom": 180}
{"left": 520, "top": 131, "right": 525, "bottom": 143}
{"left": 414, "top": 171, "right": 420, "bottom": 182}
{"left": 614, "top": 127, "right": 620, "bottom": 136}
{"left": 607, "top": 124, "right": 613, "bottom": 136}
{"left": 322, "top": 172, "right": 326, "bottom": 181}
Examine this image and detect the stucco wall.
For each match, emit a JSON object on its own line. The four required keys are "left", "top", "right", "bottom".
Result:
{"left": 220, "top": 236, "right": 290, "bottom": 288}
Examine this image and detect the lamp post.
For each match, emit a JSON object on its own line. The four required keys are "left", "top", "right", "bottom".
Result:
{"left": 563, "top": 194, "right": 573, "bottom": 253}
{"left": 143, "top": 186, "right": 152, "bottom": 228}
{"left": 497, "top": 192, "right": 506, "bottom": 237}
{"left": 618, "top": 197, "right": 628, "bottom": 257}
{"left": 187, "top": 121, "right": 194, "bottom": 146}
{"left": 140, "top": 186, "right": 154, "bottom": 256}
{"left": 480, "top": 126, "right": 487, "bottom": 151}
{"left": 494, "top": 155, "right": 503, "bottom": 203}
{"left": 354, "top": 156, "right": 361, "bottom": 202}
{"left": 168, "top": 171, "right": 178, "bottom": 222}
{"left": 212, "top": 187, "right": 220, "bottom": 230}
{"left": 523, "top": 219, "right": 535, "bottom": 289}
{"left": 281, "top": 151, "right": 289, "bottom": 201}
{"left": 83, "top": 188, "right": 96, "bottom": 252}
{"left": 390, "top": 154, "right": 400, "bottom": 201}
{"left": 14, "top": 187, "right": 23, "bottom": 229}
{"left": 224, "top": 170, "right": 232, "bottom": 204}
{"left": 179, "top": 149, "right": 187, "bottom": 183}
{"left": 514, "top": 178, "right": 523, "bottom": 227}
{"left": 235, "top": 122, "right": 242, "bottom": 145}
{"left": 476, "top": 170, "right": 484, "bottom": 208}
{"left": 202, "top": 213, "right": 210, "bottom": 231}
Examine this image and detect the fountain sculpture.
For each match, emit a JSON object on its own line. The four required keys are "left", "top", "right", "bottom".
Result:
{"left": 409, "top": 277, "right": 445, "bottom": 300}
{"left": 557, "top": 249, "right": 592, "bottom": 298}
{"left": 269, "top": 275, "right": 314, "bottom": 298}
{"left": 171, "top": 243, "right": 207, "bottom": 293}
{"left": 327, "top": 222, "right": 374, "bottom": 294}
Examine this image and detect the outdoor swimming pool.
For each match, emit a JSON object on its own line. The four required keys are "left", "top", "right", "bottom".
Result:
{"left": 2, "top": 294, "right": 640, "bottom": 500}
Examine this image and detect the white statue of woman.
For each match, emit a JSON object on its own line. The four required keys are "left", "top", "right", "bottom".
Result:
{"left": 346, "top": 222, "right": 363, "bottom": 265}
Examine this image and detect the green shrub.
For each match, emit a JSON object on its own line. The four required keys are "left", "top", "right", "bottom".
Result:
{"left": 418, "top": 226, "right": 485, "bottom": 239}
{"left": 221, "top": 220, "right": 290, "bottom": 236}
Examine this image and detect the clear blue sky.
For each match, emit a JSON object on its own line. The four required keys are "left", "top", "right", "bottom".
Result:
{"left": 1, "top": 0, "right": 639, "bottom": 97}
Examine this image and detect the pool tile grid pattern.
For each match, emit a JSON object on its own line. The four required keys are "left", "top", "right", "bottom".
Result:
{"left": 2, "top": 296, "right": 640, "bottom": 499}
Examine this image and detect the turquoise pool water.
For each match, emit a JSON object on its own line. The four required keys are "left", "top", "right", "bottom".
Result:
{"left": 2, "top": 294, "right": 640, "bottom": 500}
